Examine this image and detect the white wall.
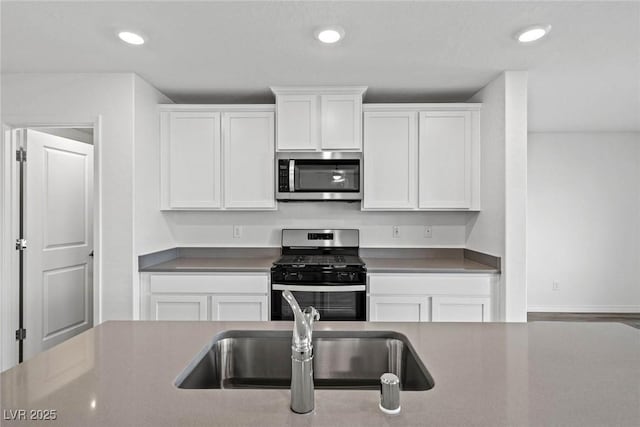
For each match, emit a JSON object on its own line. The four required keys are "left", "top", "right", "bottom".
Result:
{"left": 527, "top": 132, "right": 640, "bottom": 312}
{"left": 164, "top": 205, "right": 471, "bottom": 249}
{"left": 466, "top": 74, "right": 506, "bottom": 257}
{"left": 133, "top": 76, "right": 174, "bottom": 255}
{"left": 503, "top": 72, "right": 528, "bottom": 322}
{"left": 467, "top": 71, "right": 528, "bottom": 322}
{"left": 1, "top": 73, "right": 136, "bottom": 321}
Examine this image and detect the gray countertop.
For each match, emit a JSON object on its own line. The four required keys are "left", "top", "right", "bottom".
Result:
{"left": 2, "top": 321, "right": 638, "bottom": 426}
{"left": 363, "top": 257, "right": 498, "bottom": 273}
{"left": 138, "top": 248, "right": 500, "bottom": 273}
{"left": 140, "top": 256, "right": 277, "bottom": 272}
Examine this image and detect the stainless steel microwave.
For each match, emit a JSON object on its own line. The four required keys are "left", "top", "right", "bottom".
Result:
{"left": 276, "top": 152, "right": 362, "bottom": 201}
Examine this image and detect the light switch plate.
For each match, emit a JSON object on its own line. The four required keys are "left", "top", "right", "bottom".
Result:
{"left": 424, "top": 226, "right": 433, "bottom": 238}
{"left": 233, "top": 225, "right": 242, "bottom": 239}
{"left": 392, "top": 226, "right": 400, "bottom": 238}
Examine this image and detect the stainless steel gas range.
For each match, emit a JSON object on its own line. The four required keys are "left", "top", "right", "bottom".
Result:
{"left": 270, "top": 229, "right": 367, "bottom": 321}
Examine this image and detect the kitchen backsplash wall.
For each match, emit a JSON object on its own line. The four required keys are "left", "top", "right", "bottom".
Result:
{"left": 163, "top": 202, "right": 474, "bottom": 248}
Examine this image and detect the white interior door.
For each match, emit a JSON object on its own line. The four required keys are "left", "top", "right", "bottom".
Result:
{"left": 24, "top": 129, "right": 93, "bottom": 360}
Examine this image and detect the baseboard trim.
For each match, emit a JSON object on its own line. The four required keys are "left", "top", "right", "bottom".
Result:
{"left": 528, "top": 305, "right": 640, "bottom": 313}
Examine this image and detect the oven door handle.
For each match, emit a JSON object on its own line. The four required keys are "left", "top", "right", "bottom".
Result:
{"left": 272, "top": 284, "right": 365, "bottom": 292}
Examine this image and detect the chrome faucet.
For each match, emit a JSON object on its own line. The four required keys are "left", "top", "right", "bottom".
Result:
{"left": 282, "top": 290, "right": 320, "bottom": 414}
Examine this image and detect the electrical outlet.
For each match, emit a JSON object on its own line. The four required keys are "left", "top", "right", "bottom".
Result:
{"left": 233, "top": 225, "right": 242, "bottom": 239}
{"left": 392, "top": 226, "right": 400, "bottom": 238}
{"left": 424, "top": 226, "right": 433, "bottom": 238}
{"left": 552, "top": 281, "right": 560, "bottom": 291}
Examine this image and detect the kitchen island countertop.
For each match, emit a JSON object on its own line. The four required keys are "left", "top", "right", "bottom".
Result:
{"left": 1, "top": 321, "right": 638, "bottom": 426}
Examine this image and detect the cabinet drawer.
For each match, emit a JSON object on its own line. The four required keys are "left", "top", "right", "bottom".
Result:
{"left": 149, "top": 273, "right": 269, "bottom": 294}
{"left": 432, "top": 296, "right": 491, "bottom": 322}
{"left": 368, "top": 273, "right": 493, "bottom": 296}
{"left": 149, "top": 295, "right": 208, "bottom": 321}
{"left": 369, "top": 296, "right": 430, "bottom": 322}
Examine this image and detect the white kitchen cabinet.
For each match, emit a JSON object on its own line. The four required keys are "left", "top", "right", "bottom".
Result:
{"left": 211, "top": 295, "right": 268, "bottom": 321}
{"left": 431, "top": 296, "right": 490, "bottom": 322}
{"left": 162, "top": 111, "right": 222, "bottom": 209}
{"left": 419, "top": 111, "right": 471, "bottom": 209}
{"left": 274, "top": 94, "right": 318, "bottom": 151}
{"left": 271, "top": 87, "right": 367, "bottom": 151}
{"left": 363, "top": 111, "right": 417, "bottom": 209}
{"left": 160, "top": 106, "right": 276, "bottom": 210}
{"left": 149, "top": 295, "right": 208, "bottom": 321}
{"left": 362, "top": 104, "right": 480, "bottom": 211}
{"left": 367, "top": 273, "right": 497, "bottom": 322}
{"left": 139, "top": 272, "right": 270, "bottom": 321}
{"left": 222, "top": 111, "right": 275, "bottom": 209}
{"left": 369, "top": 295, "right": 430, "bottom": 322}
{"left": 320, "top": 94, "right": 362, "bottom": 150}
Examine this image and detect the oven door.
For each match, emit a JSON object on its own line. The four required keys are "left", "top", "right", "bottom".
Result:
{"left": 271, "top": 284, "right": 366, "bottom": 321}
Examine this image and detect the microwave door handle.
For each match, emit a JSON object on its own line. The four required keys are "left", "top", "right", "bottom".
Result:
{"left": 289, "top": 160, "right": 295, "bottom": 192}
{"left": 273, "top": 284, "right": 365, "bottom": 292}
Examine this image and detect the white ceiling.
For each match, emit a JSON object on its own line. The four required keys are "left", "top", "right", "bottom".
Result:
{"left": 2, "top": 0, "right": 639, "bottom": 132}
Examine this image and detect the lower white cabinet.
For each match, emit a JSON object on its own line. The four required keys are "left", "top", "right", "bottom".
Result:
{"left": 140, "top": 273, "right": 269, "bottom": 321}
{"left": 210, "top": 295, "right": 268, "bottom": 321}
{"left": 369, "top": 296, "right": 430, "bottom": 322}
{"left": 431, "top": 296, "right": 491, "bottom": 322}
{"left": 149, "top": 295, "right": 208, "bottom": 321}
{"left": 367, "top": 273, "right": 498, "bottom": 322}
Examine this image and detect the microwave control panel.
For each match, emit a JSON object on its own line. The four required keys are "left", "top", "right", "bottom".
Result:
{"left": 278, "top": 160, "right": 290, "bottom": 192}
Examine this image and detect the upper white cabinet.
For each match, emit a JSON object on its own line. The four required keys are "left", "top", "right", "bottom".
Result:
{"left": 222, "top": 111, "right": 275, "bottom": 209}
{"left": 419, "top": 111, "right": 471, "bottom": 209}
{"left": 160, "top": 106, "right": 276, "bottom": 210}
{"left": 363, "top": 111, "right": 418, "bottom": 209}
{"left": 271, "top": 87, "right": 367, "bottom": 151}
{"left": 273, "top": 94, "right": 318, "bottom": 151}
{"left": 165, "top": 112, "right": 222, "bottom": 209}
{"left": 362, "top": 104, "right": 480, "bottom": 211}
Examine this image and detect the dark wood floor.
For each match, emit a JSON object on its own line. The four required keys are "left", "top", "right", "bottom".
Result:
{"left": 528, "top": 312, "right": 640, "bottom": 330}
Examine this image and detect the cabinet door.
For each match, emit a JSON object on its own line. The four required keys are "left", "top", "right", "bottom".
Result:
{"left": 369, "top": 296, "right": 430, "bottom": 322}
{"left": 320, "top": 94, "right": 362, "bottom": 150}
{"left": 276, "top": 94, "right": 318, "bottom": 151}
{"left": 222, "top": 112, "right": 276, "bottom": 209}
{"left": 149, "top": 295, "right": 208, "bottom": 321}
{"left": 431, "top": 296, "right": 490, "bottom": 322}
{"left": 163, "top": 112, "right": 222, "bottom": 209}
{"left": 211, "top": 295, "right": 268, "bottom": 321}
{"left": 363, "top": 111, "right": 417, "bottom": 209}
{"left": 419, "top": 111, "right": 471, "bottom": 209}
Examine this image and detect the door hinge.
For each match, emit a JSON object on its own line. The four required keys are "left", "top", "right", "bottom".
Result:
{"left": 15, "top": 238, "right": 27, "bottom": 251}
{"left": 16, "top": 148, "right": 26, "bottom": 162}
{"left": 15, "top": 329, "right": 26, "bottom": 341}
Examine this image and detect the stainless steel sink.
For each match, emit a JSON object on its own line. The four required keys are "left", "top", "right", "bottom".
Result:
{"left": 175, "top": 330, "right": 434, "bottom": 391}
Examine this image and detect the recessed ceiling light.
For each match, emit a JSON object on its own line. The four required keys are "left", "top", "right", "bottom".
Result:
{"left": 315, "top": 26, "right": 345, "bottom": 44}
{"left": 516, "top": 25, "right": 551, "bottom": 43}
{"left": 118, "top": 31, "right": 145, "bottom": 45}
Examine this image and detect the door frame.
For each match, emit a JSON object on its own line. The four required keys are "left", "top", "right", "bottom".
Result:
{"left": 0, "top": 116, "right": 102, "bottom": 370}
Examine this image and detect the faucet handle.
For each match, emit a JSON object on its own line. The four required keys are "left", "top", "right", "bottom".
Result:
{"left": 304, "top": 306, "right": 320, "bottom": 324}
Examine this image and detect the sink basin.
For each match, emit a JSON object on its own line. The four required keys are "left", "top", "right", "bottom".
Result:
{"left": 175, "top": 330, "right": 434, "bottom": 391}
